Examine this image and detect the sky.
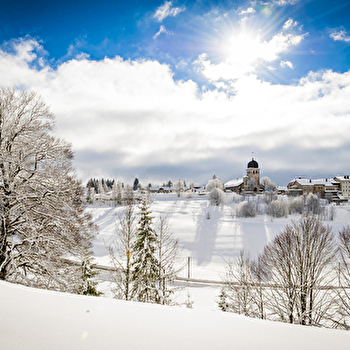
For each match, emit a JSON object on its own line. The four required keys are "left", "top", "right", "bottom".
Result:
{"left": 1, "top": 0, "right": 350, "bottom": 186}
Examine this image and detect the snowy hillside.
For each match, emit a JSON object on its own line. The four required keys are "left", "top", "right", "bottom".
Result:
{"left": 2, "top": 193, "right": 350, "bottom": 349}
{"left": 86, "top": 193, "right": 350, "bottom": 309}
{"left": 1, "top": 280, "right": 349, "bottom": 350}
{"left": 88, "top": 193, "right": 350, "bottom": 281}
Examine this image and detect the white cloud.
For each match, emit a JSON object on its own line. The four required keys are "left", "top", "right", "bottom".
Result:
{"left": 197, "top": 32, "right": 304, "bottom": 81}
{"left": 330, "top": 30, "right": 350, "bottom": 43}
{"left": 274, "top": 0, "right": 301, "bottom": 5}
{"left": 153, "top": 25, "right": 172, "bottom": 39}
{"left": 283, "top": 18, "right": 298, "bottom": 30}
{"left": 239, "top": 7, "right": 255, "bottom": 15}
{"left": 153, "top": 1, "right": 185, "bottom": 22}
{"left": 281, "top": 60, "right": 293, "bottom": 69}
{"left": 1, "top": 38, "right": 350, "bottom": 183}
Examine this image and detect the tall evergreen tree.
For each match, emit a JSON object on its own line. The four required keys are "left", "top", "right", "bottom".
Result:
{"left": 131, "top": 198, "right": 160, "bottom": 303}
{"left": 133, "top": 177, "right": 140, "bottom": 191}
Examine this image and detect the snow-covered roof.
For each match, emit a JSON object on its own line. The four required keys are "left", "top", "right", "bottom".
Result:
{"left": 334, "top": 175, "right": 350, "bottom": 182}
{"left": 290, "top": 177, "right": 338, "bottom": 187}
{"left": 224, "top": 178, "right": 244, "bottom": 188}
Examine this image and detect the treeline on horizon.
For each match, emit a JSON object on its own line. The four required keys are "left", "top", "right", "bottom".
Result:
{"left": 86, "top": 178, "right": 191, "bottom": 193}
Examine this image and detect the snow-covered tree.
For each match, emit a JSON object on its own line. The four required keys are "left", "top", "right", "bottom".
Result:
{"left": 266, "top": 199, "right": 289, "bottom": 218}
{"left": 260, "top": 177, "right": 275, "bottom": 191}
{"left": 97, "top": 180, "right": 105, "bottom": 204}
{"left": 209, "top": 187, "right": 226, "bottom": 206}
{"left": 289, "top": 195, "right": 304, "bottom": 214}
{"left": 174, "top": 179, "right": 184, "bottom": 197}
{"left": 305, "top": 193, "right": 320, "bottom": 215}
{"left": 123, "top": 184, "right": 135, "bottom": 205}
{"left": 111, "top": 180, "right": 123, "bottom": 206}
{"left": 206, "top": 177, "right": 223, "bottom": 192}
{"left": 236, "top": 201, "right": 256, "bottom": 218}
{"left": 131, "top": 198, "right": 160, "bottom": 303}
{"left": 206, "top": 178, "right": 225, "bottom": 205}
{"left": 0, "top": 87, "right": 96, "bottom": 291}
{"left": 76, "top": 252, "right": 101, "bottom": 296}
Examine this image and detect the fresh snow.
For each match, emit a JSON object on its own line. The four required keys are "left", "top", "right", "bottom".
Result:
{"left": 1, "top": 280, "right": 349, "bottom": 350}
{"left": 2, "top": 193, "right": 350, "bottom": 349}
{"left": 88, "top": 193, "right": 350, "bottom": 281}
{"left": 88, "top": 193, "right": 350, "bottom": 309}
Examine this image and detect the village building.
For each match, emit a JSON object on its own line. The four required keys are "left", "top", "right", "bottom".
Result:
{"left": 225, "top": 157, "right": 264, "bottom": 194}
{"left": 287, "top": 177, "right": 346, "bottom": 202}
{"left": 333, "top": 175, "right": 350, "bottom": 200}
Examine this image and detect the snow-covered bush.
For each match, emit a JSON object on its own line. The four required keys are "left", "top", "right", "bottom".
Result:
{"left": 305, "top": 193, "right": 320, "bottom": 215}
{"left": 236, "top": 201, "right": 256, "bottom": 218}
{"left": 289, "top": 196, "right": 304, "bottom": 214}
{"left": 260, "top": 177, "right": 276, "bottom": 191}
{"left": 206, "top": 177, "right": 223, "bottom": 192}
{"left": 174, "top": 179, "right": 185, "bottom": 197}
{"left": 266, "top": 199, "right": 289, "bottom": 218}
{"left": 209, "top": 188, "right": 226, "bottom": 206}
{"left": 186, "top": 191, "right": 194, "bottom": 198}
{"left": 263, "top": 191, "right": 277, "bottom": 204}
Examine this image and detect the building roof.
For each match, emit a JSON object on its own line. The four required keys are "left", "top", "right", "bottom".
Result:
{"left": 224, "top": 178, "right": 244, "bottom": 188}
{"left": 334, "top": 175, "right": 350, "bottom": 181}
{"left": 290, "top": 177, "right": 338, "bottom": 187}
{"left": 247, "top": 158, "right": 259, "bottom": 169}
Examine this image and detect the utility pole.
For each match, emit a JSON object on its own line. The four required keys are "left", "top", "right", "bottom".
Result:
{"left": 187, "top": 256, "right": 191, "bottom": 279}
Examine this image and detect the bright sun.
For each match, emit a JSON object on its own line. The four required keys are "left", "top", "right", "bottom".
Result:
{"left": 226, "top": 32, "right": 265, "bottom": 65}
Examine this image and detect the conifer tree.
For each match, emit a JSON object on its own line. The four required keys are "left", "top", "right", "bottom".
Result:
{"left": 131, "top": 198, "right": 160, "bottom": 303}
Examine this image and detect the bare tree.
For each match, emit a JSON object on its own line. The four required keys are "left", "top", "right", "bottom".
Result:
{"left": 335, "top": 226, "right": 350, "bottom": 329}
{"left": 0, "top": 87, "right": 96, "bottom": 291}
{"left": 156, "top": 214, "right": 181, "bottom": 305}
{"left": 107, "top": 199, "right": 137, "bottom": 300}
{"left": 262, "top": 215, "right": 336, "bottom": 325}
{"left": 219, "top": 251, "right": 255, "bottom": 316}
{"left": 250, "top": 254, "right": 268, "bottom": 319}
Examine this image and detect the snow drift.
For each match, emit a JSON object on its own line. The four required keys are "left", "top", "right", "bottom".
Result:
{"left": 1, "top": 280, "right": 349, "bottom": 350}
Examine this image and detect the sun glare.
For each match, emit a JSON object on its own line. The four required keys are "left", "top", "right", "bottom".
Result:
{"left": 226, "top": 32, "right": 264, "bottom": 65}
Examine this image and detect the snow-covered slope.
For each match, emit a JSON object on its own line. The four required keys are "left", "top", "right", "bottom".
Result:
{"left": 1, "top": 280, "right": 349, "bottom": 350}
{"left": 88, "top": 193, "right": 350, "bottom": 281}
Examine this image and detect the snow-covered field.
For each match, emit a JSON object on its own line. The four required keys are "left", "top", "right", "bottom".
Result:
{"left": 87, "top": 193, "right": 350, "bottom": 305}
{"left": 2, "top": 193, "right": 350, "bottom": 349}
{"left": 2, "top": 280, "right": 350, "bottom": 350}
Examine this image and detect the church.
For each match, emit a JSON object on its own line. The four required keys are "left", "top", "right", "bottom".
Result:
{"left": 224, "top": 157, "right": 264, "bottom": 194}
